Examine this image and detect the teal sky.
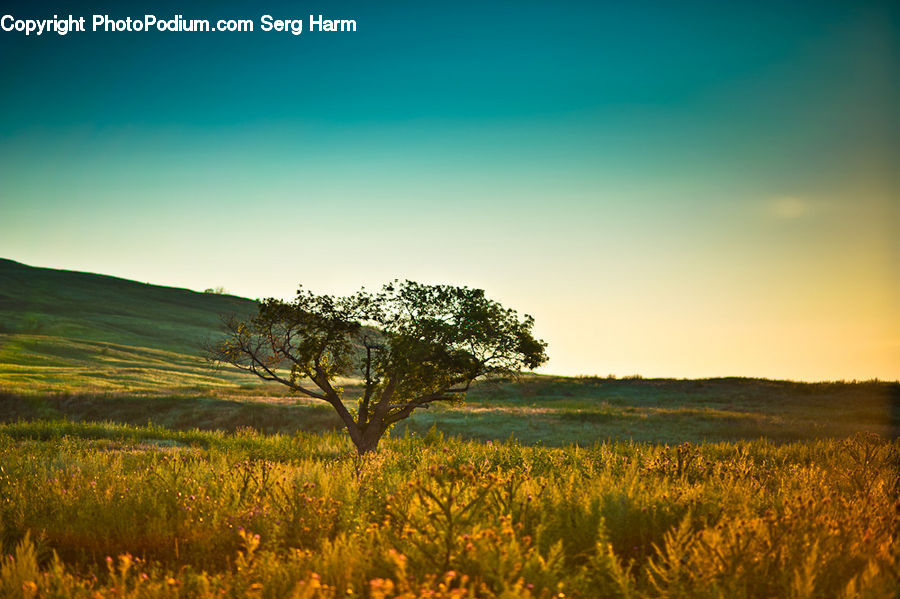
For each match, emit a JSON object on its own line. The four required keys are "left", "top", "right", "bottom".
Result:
{"left": 1, "top": 1, "right": 897, "bottom": 380}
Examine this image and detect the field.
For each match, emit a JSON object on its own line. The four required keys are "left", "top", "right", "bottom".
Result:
{"left": 1, "top": 423, "right": 898, "bottom": 598}
{"left": 1, "top": 259, "right": 898, "bottom": 597}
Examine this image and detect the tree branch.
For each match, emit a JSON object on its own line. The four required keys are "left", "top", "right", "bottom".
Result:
{"left": 242, "top": 345, "right": 327, "bottom": 401}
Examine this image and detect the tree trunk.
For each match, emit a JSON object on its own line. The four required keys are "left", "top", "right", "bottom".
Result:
{"left": 354, "top": 423, "right": 386, "bottom": 455}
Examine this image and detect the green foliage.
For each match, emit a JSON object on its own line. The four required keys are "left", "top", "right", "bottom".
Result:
{"left": 0, "top": 423, "right": 896, "bottom": 597}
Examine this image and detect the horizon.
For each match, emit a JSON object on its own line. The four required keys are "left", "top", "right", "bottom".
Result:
{"left": 2, "top": 1, "right": 898, "bottom": 382}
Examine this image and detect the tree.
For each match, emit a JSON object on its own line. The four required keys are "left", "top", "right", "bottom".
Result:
{"left": 205, "top": 280, "right": 547, "bottom": 454}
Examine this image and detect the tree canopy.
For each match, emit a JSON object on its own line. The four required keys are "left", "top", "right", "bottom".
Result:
{"left": 206, "top": 280, "right": 547, "bottom": 453}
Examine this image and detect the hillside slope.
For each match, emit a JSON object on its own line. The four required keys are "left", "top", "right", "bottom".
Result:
{"left": 0, "top": 258, "right": 256, "bottom": 354}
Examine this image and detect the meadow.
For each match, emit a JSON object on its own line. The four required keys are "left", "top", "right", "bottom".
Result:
{"left": 1, "top": 422, "right": 897, "bottom": 598}
{"left": 1, "top": 259, "right": 898, "bottom": 597}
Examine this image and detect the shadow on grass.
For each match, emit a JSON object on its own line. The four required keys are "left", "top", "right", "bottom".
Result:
{"left": 0, "top": 391, "right": 343, "bottom": 436}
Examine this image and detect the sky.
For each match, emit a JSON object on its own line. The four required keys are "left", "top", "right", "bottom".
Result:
{"left": 1, "top": 1, "right": 897, "bottom": 381}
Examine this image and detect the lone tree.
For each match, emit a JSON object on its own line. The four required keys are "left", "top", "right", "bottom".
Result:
{"left": 206, "top": 280, "right": 547, "bottom": 454}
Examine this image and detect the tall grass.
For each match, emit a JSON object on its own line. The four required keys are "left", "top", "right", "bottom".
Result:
{"left": 0, "top": 423, "right": 897, "bottom": 597}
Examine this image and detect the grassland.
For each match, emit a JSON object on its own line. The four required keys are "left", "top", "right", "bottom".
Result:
{"left": 1, "top": 422, "right": 897, "bottom": 597}
{"left": 1, "top": 258, "right": 898, "bottom": 596}
{"left": 2, "top": 373, "right": 898, "bottom": 447}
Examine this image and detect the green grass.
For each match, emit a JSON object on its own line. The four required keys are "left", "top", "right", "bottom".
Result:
{"left": 2, "top": 373, "right": 897, "bottom": 447}
{"left": 0, "top": 334, "right": 261, "bottom": 392}
{"left": 0, "top": 258, "right": 256, "bottom": 354}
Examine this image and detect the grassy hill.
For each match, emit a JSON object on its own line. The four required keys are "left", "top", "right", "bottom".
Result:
{"left": 0, "top": 258, "right": 265, "bottom": 392}
{"left": 0, "top": 258, "right": 256, "bottom": 353}
{"left": 0, "top": 258, "right": 897, "bottom": 444}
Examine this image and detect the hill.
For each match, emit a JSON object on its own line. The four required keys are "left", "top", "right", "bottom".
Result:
{"left": 0, "top": 258, "right": 256, "bottom": 353}
{"left": 0, "top": 258, "right": 261, "bottom": 392}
